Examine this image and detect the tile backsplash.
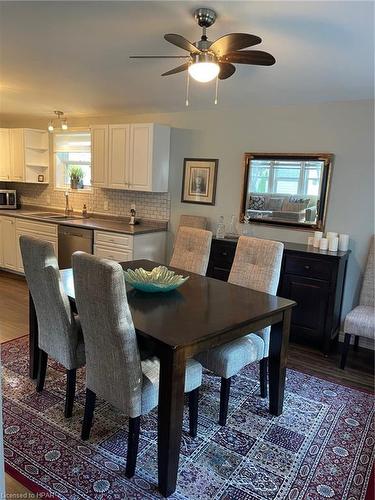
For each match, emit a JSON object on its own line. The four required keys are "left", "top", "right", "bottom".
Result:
{"left": 5, "top": 183, "right": 170, "bottom": 221}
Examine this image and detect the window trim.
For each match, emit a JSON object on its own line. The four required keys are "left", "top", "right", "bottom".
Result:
{"left": 53, "top": 128, "right": 93, "bottom": 193}
{"left": 240, "top": 152, "right": 334, "bottom": 231}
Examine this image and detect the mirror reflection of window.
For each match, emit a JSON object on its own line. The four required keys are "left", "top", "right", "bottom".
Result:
{"left": 242, "top": 154, "right": 332, "bottom": 230}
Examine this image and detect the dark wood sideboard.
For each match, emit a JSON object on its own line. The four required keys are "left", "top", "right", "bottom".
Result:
{"left": 207, "top": 237, "right": 350, "bottom": 354}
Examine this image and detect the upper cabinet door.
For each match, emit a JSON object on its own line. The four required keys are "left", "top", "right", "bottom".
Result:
{"left": 9, "top": 129, "right": 25, "bottom": 182}
{"left": 0, "top": 129, "right": 10, "bottom": 181}
{"left": 91, "top": 125, "right": 108, "bottom": 187}
{"left": 129, "top": 124, "right": 170, "bottom": 192}
{"left": 108, "top": 124, "right": 130, "bottom": 189}
{"left": 129, "top": 124, "right": 153, "bottom": 191}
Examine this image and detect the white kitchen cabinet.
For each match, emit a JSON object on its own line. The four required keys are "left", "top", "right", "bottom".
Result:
{"left": 91, "top": 125, "right": 108, "bottom": 187}
{"left": 129, "top": 123, "right": 170, "bottom": 192}
{"left": 0, "top": 216, "right": 17, "bottom": 271}
{"left": 15, "top": 219, "right": 58, "bottom": 272}
{"left": 90, "top": 123, "right": 170, "bottom": 192}
{"left": 108, "top": 124, "right": 131, "bottom": 189}
{"left": 0, "top": 129, "right": 10, "bottom": 181}
{"left": 94, "top": 230, "right": 166, "bottom": 264}
{"left": 0, "top": 218, "right": 3, "bottom": 267}
{"left": 0, "top": 128, "right": 49, "bottom": 184}
{"left": 9, "top": 129, "right": 25, "bottom": 182}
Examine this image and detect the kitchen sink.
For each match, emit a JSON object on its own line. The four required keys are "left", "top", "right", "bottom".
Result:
{"left": 26, "top": 212, "right": 84, "bottom": 220}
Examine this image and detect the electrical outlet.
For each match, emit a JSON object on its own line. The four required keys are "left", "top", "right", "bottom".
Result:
{"left": 104, "top": 200, "right": 109, "bottom": 211}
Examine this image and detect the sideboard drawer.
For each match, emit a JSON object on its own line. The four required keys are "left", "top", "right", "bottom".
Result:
{"left": 284, "top": 255, "right": 332, "bottom": 281}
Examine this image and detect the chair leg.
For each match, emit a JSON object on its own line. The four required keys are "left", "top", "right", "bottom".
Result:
{"left": 126, "top": 416, "right": 141, "bottom": 478}
{"left": 188, "top": 388, "right": 199, "bottom": 438}
{"left": 340, "top": 333, "right": 351, "bottom": 370}
{"left": 259, "top": 358, "right": 268, "bottom": 398}
{"left": 219, "top": 377, "right": 231, "bottom": 426}
{"left": 81, "top": 389, "right": 96, "bottom": 440}
{"left": 354, "top": 335, "right": 360, "bottom": 351}
{"left": 65, "top": 369, "right": 76, "bottom": 418}
{"left": 36, "top": 350, "right": 48, "bottom": 392}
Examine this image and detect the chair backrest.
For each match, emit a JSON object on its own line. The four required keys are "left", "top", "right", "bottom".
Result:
{"left": 170, "top": 226, "right": 212, "bottom": 275}
{"left": 229, "top": 236, "right": 284, "bottom": 295}
{"left": 359, "top": 235, "right": 374, "bottom": 307}
{"left": 19, "top": 235, "right": 78, "bottom": 369}
{"left": 72, "top": 252, "right": 142, "bottom": 417}
{"left": 179, "top": 214, "right": 208, "bottom": 230}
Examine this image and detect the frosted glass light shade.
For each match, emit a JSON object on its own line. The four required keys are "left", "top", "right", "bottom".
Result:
{"left": 188, "top": 62, "right": 220, "bottom": 82}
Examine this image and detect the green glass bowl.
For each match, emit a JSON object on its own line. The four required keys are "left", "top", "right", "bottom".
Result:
{"left": 124, "top": 266, "right": 189, "bottom": 293}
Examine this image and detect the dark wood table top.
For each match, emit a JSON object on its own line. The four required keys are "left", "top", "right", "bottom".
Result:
{"left": 61, "top": 259, "right": 295, "bottom": 350}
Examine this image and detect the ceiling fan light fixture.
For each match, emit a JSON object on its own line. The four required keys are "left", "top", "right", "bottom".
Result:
{"left": 188, "top": 61, "right": 219, "bottom": 82}
{"left": 188, "top": 53, "right": 219, "bottom": 82}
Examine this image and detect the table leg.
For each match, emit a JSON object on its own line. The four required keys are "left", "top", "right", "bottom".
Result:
{"left": 29, "top": 292, "right": 40, "bottom": 380}
{"left": 158, "top": 347, "right": 186, "bottom": 497}
{"left": 268, "top": 308, "right": 292, "bottom": 416}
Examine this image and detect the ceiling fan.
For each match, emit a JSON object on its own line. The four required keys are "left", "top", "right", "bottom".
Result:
{"left": 130, "top": 7, "right": 275, "bottom": 85}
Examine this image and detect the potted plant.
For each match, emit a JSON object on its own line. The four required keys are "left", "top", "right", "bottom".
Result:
{"left": 69, "top": 166, "right": 84, "bottom": 189}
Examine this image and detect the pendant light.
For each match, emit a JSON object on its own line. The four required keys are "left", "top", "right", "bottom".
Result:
{"left": 48, "top": 111, "right": 68, "bottom": 132}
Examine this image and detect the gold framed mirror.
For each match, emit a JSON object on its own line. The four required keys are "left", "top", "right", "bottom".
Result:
{"left": 241, "top": 153, "right": 333, "bottom": 230}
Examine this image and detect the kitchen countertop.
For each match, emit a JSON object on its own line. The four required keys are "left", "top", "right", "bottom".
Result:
{"left": 0, "top": 208, "right": 168, "bottom": 235}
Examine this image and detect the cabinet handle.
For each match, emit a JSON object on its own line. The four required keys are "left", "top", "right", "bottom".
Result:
{"left": 304, "top": 265, "right": 310, "bottom": 270}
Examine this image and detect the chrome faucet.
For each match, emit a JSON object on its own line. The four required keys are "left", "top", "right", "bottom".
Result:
{"left": 64, "top": 191, "right": 72, "bottom": 216}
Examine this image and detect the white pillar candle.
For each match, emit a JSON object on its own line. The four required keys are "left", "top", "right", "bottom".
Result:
{"left": 329, "top": 237, "right": 339, "bottom": 252}
{"left": 313, "top": 233, "right": 322, "bottom": 248}
{"left": 307, "top": 236, "right": 314, "bottom": 246}
{"left": 319, "top": 238, "right": 328, "bottom": 250}
{"left": 326, "top": 231, "right": 338, "bottom": 240}
{"left": 339, "top": 234, "right": 350, "bottom": 251}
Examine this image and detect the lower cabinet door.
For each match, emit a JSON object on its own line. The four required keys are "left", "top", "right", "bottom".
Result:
{"left": 280, "top": 273, "right": 330, "bottom": 346}
{"left": 2, "top": 217, "right": 17, "bottom": 270}
{"left": 94, "top": 245, "right": 133, "bottom": 263}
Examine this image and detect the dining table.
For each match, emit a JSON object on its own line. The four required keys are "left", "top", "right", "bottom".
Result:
{"left": 28, "top": 259, "right": 296, "bottom": 497}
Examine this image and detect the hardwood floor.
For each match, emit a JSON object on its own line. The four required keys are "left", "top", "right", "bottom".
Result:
{"left": 0, "top": 270, "right": 373, "bottom": 495}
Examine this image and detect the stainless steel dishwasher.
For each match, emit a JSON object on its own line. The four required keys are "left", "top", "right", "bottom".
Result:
{"left": 58, "top": 226, "right": 93, "bottom": 269}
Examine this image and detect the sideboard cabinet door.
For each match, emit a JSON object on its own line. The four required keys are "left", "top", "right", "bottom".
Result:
{"left": 279, "top": 274, "right": 330, "bottom": 347}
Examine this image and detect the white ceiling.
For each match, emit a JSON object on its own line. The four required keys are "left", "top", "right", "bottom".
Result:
{"left": 0, "top": 1, "right": 373, "bottom": 118}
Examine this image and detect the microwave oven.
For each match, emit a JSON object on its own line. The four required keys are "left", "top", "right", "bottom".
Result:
{"left": 0, "top": 190, "right": 17, "bottom": 209}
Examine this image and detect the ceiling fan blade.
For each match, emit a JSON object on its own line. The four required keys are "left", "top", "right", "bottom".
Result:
{"left": 164, "top": 34, "right": 201, "bottom": 54}
{"left": 210, "top": 33, "right": 262, "bottom": 57}
{"left": 130, "top": 55, "right": 190, "bottom": 59}
{"left": 223, "top": 50, "right": 276, "bottom": 66}
{"left": 161, "top": 62, "right": 189, "bottom": 76}
{"left": 218, "top": 63, "right": 236, "bottom": 80}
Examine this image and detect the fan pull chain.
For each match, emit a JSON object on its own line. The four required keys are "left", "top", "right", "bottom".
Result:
{"left": 185, "top": 70, "right": 190, "bottom": 107}
{"left": 214, "top": 75, "right": 219, "bottom": 105}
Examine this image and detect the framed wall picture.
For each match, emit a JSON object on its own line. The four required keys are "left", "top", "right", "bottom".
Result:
{"left": 181, "top": 158, "right": 218, "bottom": 205}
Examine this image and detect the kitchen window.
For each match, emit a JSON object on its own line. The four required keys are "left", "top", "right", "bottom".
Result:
{"left": 54, "top": 131, "right": 92, "bottom": 190}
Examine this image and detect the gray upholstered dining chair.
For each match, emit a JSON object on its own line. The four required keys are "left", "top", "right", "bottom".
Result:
{"left": 72, "top": 252, "right": 203, "bottom": 478}
{"left": 170, "top": 226, "right": 212, "bottom": 276}
{"left": 196, "top": 236, "right": 284, "bottom": 425}
{"left": 179, "top": 214, "right": 208, "bottom": 230}
{"left": 19, "top": 235, "right": 85, "bottom": 418}
{"left": 341, "top": 235, "right": 374, "bottom": 369}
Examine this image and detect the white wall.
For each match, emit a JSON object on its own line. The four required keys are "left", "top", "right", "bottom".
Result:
{"left": 1, "top": 99, "right": 373, "bottom": 322}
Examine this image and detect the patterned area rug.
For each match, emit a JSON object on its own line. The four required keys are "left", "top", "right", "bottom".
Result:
{"left": 2, "top": 336, "right": 374, "bottom": 499}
